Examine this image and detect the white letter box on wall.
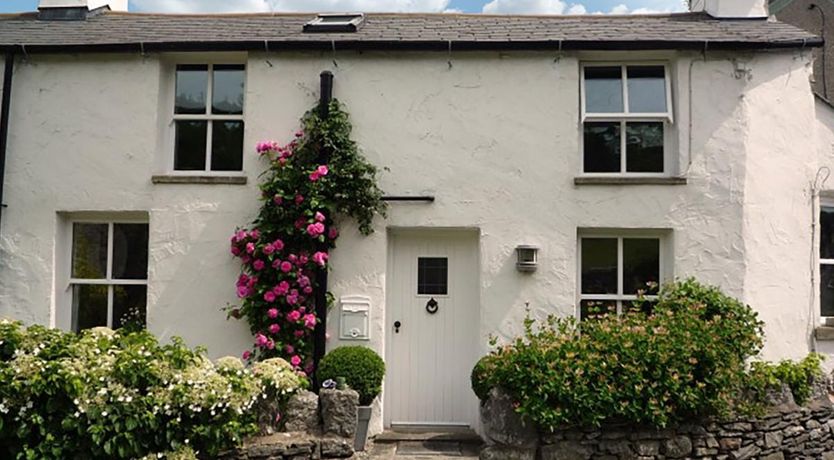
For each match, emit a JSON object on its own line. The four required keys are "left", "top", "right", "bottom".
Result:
{"left": 339, "top": 295, "right": 371, "bottom": 340}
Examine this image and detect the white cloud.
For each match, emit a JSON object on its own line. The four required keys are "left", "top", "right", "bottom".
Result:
{"left": 566, "top": 4, "right": 587, "bottom": 14}
{"left": 482, "top": 0, "right": 568, "bottom": 14}
{"left": 609, "top": 3, "right": 629, "bottom": 13}
{"left": 131, "top": 0, "right": 451, "bottom": 13}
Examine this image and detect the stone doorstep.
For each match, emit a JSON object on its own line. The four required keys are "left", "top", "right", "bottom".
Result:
{"left": 375, "top": 429, "right": 483, "bottom": 445}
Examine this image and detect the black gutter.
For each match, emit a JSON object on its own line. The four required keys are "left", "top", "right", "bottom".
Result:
{"left": 0, "top": 37, "right": 823, "bottom": 55}
{"left": 312, "top": 70, "right": 333, "bottom": 391}
{"left": 0, "top": 52, "right": 14, "bottom": 232}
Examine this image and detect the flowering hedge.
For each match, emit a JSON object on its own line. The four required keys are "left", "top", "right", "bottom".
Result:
{"left": 472, "top": 279, "right": 765, "bottom": 429}
{"left": 229, "top": 100, "right": 385, "bottom": 370}
{"left": 0, "top": 320, "right": 306, "bottom": 459}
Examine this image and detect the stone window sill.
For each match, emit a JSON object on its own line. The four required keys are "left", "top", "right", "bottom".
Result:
{"left": 574, "top": 176, "right": 687, "bottom": 186}
{"left": 152, "top": 175, "right": 247, "bottom": 185}
{"left": 815, "top": 326, "right": 834, "bottom": 341}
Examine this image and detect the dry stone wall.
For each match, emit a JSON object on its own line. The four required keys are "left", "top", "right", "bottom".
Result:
{"left": 222, "top": 389, "right": 361, "bottom": 460}
{"left": 480, "top": 387, "right": 834, "bottom": 460}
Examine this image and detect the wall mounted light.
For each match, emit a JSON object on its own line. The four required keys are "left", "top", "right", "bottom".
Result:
{"left": 516, "top": 245, "right": 539, "bottom": 273}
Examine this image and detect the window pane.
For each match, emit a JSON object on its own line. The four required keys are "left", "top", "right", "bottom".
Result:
{"left": 418, "top": 257, "right": 448, "bottom": 295}
{"left": 822, "top": 265, "right": 834, "bottom": 317}
{"left": 625, "top": 299, "right": 657, "bottom": 316}
{"left": 581, "top": 238, "right": 618, "bottom": 294}
{"left": 626, "top": 122, "right": 664, "bottom": 173}
{"left": 211, "top": 121, "right": 244, "bottom": 171}
{"left": 584, "top": 122, "right": 621, "bottom": 173}
{"left": 112, "top": 224, "right": 149, "bottom": 280}
{"left": 212, "top": 65, "right": 245, "bottom": 115}
{"left": 584, "top": 66, "right": 623, "bottom": 113}
{"left": 627, "top": 66, "right": 667, "bottom": 113}
{"left": 113, "top": 285, "right": 147, "bottom": 330}
{"left": 580, "top": 299, "right": 617, "bottom": 321}
{"left": 175, "top": 65, "right": 208, "bottom": 115}
{"left": 623, "top": 238, "right": 660, "bottom": 295}
{"left": 174, "top": 120, "right": 207, "bottom": 170}
{"left": 73, "top": 284, "right": 108, "bottom": 332}
{"left": 821, "top": 207, "right": 834, "bottom": 259}
{"left": 72, "top": 223, "right": 108, "bottom": 279}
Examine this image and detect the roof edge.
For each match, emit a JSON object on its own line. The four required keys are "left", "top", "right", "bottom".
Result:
{"left": 0, "top": 38, "right": 824, "bottom": 54}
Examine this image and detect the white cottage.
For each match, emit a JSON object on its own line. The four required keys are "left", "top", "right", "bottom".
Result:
{"left": 0, "top": 0, "right": 830, "bottom": 434}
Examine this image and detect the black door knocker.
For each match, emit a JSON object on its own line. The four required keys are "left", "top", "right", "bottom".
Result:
{"left": 425, "top": 297, "right": 439, "bottom": 315}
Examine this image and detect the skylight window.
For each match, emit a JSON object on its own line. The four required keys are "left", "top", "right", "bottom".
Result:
{"left": 303, "top": 13, "right": 365, "bottom": 33}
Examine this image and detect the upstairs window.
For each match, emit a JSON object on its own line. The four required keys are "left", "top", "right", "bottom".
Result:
{"left": 70, "top": 222, "right": 149, "bottom": 332}
{"left": 581, "top": 64, "right": 672, "bottom": 174}
{"left": 579, "top": 235, "right": 662, "bottom": 319}
{"left": 173, "top": 64, "right": 245, "bottom": 172}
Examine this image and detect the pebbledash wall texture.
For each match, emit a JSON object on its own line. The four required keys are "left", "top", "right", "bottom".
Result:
{"left": 0, "top": 21, "right": 830, "bottom": 435}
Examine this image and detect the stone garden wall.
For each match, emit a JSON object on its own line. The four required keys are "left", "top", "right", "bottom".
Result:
{"left": 480, "top": 387, "right": 834, "bottom": 460}
{"left": 222, "top": 389, "right": 361, "bottom": 460}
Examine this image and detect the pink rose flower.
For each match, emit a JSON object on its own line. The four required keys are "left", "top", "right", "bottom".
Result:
{"left": 303, "top": 286, "right": 313, "bottom": 294}
{"left": 246, "top": 242, "right": 255, "bottom": 254}
{"left": 263, "top": 244, "right": 275, "bottom": 255}
{"left": 266, "top": 339, "right": 275, "bottom": 350}
{"left": 269, "top": 323, "right": 280, "bottom": 334}
{"left": 273, "top": 239, "right": 285, "bottom": 251}
{"left": 253, "top": 260, "right": 266, "bottom": 271}
{"left": 242, "top": 350, "right": 252, "bottom": 360}
{"left": 274, "top": 281, "right": 290, "bottom": 295}
{"left": 250, "top": 229, "right": 261, "bottom": 239}
{"left": 298, "top": 254, "right": 309, "bottom": 265}
{"left": 264, "top": 291, "right": 276, "bottom": 302}
{"left": 315, "top": 211, "right": 326, "bottom": 222}
{"left": 287, "top": 310, "right": 302, "bottom": 322}
{"left": 267, "top": 308, "right": 279, "bottom": 319}
{"left": 273, "top": 195, "right": 283, "bottom": 205}
{"left": 285, "top": 345, "right": 295, "bottom": 354}
{"left": 241, "top": 255, "right": 251, "bottom": 264}
{"left": 295, "top": 130, "right": 304, "bottom": 138}
{"left": 294, "top": 330, "right": 305, "bottom": 338}
{"left": 290, "top": 355, "right": 302, "bottom": 367}
{"left": 295, "top": 194, "right": 304, "bottom": 205}
{"left": 312, "top": 251, "right": 329, "bottom": 267}
{"left": 237, "top": 286, "right": 250, "bottom": 298}
{"left": 304, "top": 314, "right": 317, "bottom": 329}
{"left": 306, "top": 222, "right": 325, "bottom": 237}
{"left": 231, "top": 246, "right": 241, "bottom": 256}
{"left": 328, "top": 227, "right": 339, "bottom": 240}
{"left": 255, "top": 333, "right": 268, "bottom": 348}
{"left": 272, "top": 259, "right": 282, "bottom": 269}
{"left": 280, "top": 261, "right": 293, "bottom": 273}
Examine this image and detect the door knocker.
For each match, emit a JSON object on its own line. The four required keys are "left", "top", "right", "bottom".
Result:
{"left": 426, "top": 297, "right": 439, "bottom": 315}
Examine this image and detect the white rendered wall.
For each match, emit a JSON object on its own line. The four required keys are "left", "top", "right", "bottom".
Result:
{"left": 0, "top": 49, "right": 822, "bottom": 429}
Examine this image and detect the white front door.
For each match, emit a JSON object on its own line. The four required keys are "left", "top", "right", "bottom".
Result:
{"left": 384, "top": 230, "right": 480, "bottom": 429}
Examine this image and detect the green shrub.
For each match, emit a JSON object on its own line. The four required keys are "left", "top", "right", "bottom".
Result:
{"left": 472, "top": 279, "right": 764, "bottom": 429}
{"left": 747, "top": 353, "right": 825, "bottom": 406}
{"left": 471, "top": 355, "right": 500, "bottom": 401}
{"left": 0, "top": 320, "right": 306, "bottom": 459}
{"left": 318, "top": 346, "right": 385, "bottom": 405}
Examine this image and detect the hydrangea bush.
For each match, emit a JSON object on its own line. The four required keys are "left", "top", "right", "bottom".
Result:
{"left": 229, "top": 100, "right": 385, "bottom": 370}
{"left": 0, "top": 320, "right": 306, "bottom": 459}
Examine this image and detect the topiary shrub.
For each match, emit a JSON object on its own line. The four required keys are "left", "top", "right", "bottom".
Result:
{"left": 0, "top": 320, "right": 306, "bottom": 459}
{"left": 318, "top": 346, "right": 385, "bottom": 406}
{"left": 471, "top": 279, "right": 765, "bottom": 429}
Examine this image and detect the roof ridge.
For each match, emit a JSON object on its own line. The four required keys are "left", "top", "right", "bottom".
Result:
{"left": 99, "top": 10, "right": 699, "bottom": 19}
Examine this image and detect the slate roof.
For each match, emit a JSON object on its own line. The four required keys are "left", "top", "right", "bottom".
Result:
{"left": 0, "top": 11, "right": 822, "bottom": 53}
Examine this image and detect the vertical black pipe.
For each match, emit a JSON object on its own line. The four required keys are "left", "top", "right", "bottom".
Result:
{"left": 0, "top": 52, "right": 14, "bottom": 232}
{"left": 312, "top": 71, "right": 333, "bottom": 389}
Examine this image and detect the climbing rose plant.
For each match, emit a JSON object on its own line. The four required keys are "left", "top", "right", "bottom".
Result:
{"left": 229, "top": 100, "right": 385, "bottom": 373}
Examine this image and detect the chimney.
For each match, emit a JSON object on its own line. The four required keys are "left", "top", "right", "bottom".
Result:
{"left": 689, "top": 0, "right": 768, "bottom": 18}
{"left": 38, "top": 0, "right": 127, "bottom": 20}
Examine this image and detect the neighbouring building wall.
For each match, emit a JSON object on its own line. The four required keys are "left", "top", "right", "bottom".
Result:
{"left": 0, "top": 49, "right": 821, "bottom": 376}
{"left": 772, "top": 0, "right": 833, "bottom": 101}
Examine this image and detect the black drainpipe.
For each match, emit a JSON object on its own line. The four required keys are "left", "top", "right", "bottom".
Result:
{"left": 0, "top": 52, "right": 15, "bottom": 232}
{"left": 312, "top": 71, "right": 334, "bottom": 390}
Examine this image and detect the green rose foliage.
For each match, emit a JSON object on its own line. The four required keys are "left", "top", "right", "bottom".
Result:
{"left": 230, "top": 99, "right": 386, "bottom": 367}
{"left": 317, "top": 346, "right": 385, "bottom": 406}
{"left": 472, "top": 279, "right": 765, "bottom": 430}
{"left": 0, "top": 321, "right": 306, "bottom": 460}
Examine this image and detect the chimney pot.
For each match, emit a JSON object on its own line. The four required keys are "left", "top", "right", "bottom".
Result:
{"left": 689, "top": 0, "right": 768, "bottom": 18}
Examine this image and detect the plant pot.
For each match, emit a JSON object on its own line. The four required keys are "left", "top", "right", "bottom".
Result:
{"left": 354, "top": 405, "right": 372, "bottom": 451}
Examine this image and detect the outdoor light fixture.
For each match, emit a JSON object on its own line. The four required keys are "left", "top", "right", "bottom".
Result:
{"left": 516, "top": 245, "right": 539, "bottom": 273}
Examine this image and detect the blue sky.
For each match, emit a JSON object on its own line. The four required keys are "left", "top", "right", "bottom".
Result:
{"left": 0, "top": 0, "right": 686, "bottom": 15}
